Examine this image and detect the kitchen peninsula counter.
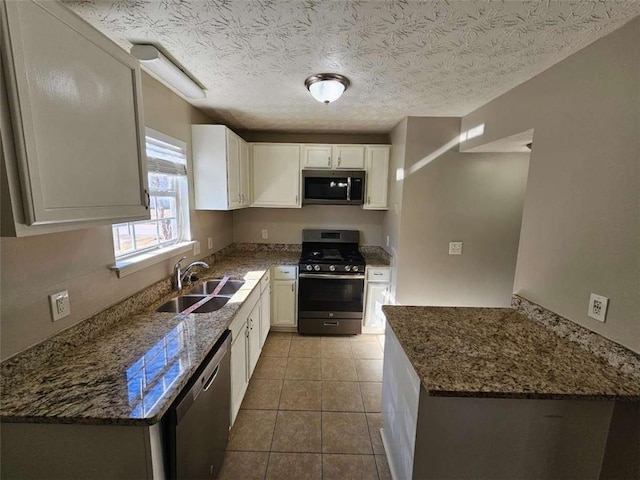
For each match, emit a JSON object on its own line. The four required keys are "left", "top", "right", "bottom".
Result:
{"left": 381, "top": 306, "right": 640, "bottom": 480}
{"left": 383, "top": 306, "right": 640, "bottom": 400}
{"left": 1, "top": 251, "right": 300, "bottom": 426}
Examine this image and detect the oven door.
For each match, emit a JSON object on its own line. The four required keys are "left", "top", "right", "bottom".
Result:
{"left": 298, "top": 273, "right": 364, "bottom": 334}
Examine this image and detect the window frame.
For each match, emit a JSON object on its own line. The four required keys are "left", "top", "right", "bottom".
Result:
{"left": 110, "top": 128, "right": 192, "bottom": 277}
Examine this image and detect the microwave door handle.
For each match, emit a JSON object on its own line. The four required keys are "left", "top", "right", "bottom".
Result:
{"left": 347, "top": 176, "right": 351, "bottom": 202}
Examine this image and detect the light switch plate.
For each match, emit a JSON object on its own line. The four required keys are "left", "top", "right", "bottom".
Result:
{"left": 207, "top": 237, "right": 213, "bottom": 250}
{"left": 49, "top": 290, "right": 70, "bottom": 322}
{"left": 449, "top": 241, "right": 463, "bottom": 255}
{"left": 193, "top": 241, "right": 201, "bottom": 255}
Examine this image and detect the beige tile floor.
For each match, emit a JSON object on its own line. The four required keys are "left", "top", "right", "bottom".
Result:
{"left": 218, "top": 332, "right": 391, "bottom": 480}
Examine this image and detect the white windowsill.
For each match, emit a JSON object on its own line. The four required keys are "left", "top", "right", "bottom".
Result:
{"left": 110, "top": 241, "right": 195, "bottom": 278}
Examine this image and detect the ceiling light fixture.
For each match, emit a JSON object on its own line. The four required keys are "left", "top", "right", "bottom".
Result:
{"left": 304, "top": 73, "right": 350, "bottom": 104}
{"left": 130, "top": 44, "right": 206, "bottom": 99}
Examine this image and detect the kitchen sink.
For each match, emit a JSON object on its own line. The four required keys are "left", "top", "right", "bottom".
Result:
{"left": 155, "top": 295, "right": 230, "bottom": 314}
{"left": 188, "top": 279, "right": 245, "bottom": 296}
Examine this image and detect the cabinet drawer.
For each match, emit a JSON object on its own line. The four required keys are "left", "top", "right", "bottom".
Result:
{"left": 260, "top": 271, "right": 270, "bottom": 292}
{"left": 367, "top": 267, "right": 390, "bottom": 283}
{"left": 272, "top": 265, "right": 297, "bottom": 280}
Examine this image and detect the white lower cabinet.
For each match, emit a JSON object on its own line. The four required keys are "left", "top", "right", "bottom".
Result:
{"left": 229, "top": 271, "right": 273, "bottom": 425}
{"left": 363, "top": 267, "right": 391, "bottom": 333}
{"left": 230, "top": 321, "right": 249, "bottom": 426}
{"left": 259, "top": 276, "right": 271, "bottom": 347}
{"left": 271, "top": 266, "right": 298, "bottom": 329}
{"left": 247, "top": 302, "right": 261, "bottom": 377}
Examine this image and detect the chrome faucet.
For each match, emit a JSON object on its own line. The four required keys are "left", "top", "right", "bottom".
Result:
{"left": 173, "top": 256, "right": 210, "bottom": 291}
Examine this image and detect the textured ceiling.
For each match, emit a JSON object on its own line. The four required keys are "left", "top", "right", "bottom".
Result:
{"left": 63, "top": 0, "right": 640, "bottom": 133}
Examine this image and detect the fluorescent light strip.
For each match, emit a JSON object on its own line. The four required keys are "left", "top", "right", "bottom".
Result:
{"left": 130, "top": 44, "right": 206, "bottom": 99}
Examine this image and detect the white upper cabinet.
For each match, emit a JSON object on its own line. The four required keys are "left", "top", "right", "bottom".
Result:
{"left": 333, "top": 145, "right": 366, "bottom": 169}
{"left": 302, "top": 144, "right": 332, "bottom": 169}
{"left": 363, "top": 146, "right": 390, "bottom": 210}
{"left": 301, "top": 144, "right": 366, "bottom": 170}
{"left": 250, "top": 143, "right": 301, "bottom": 208}
{"left": 0, "top": 0, "right": 148, "bottom": 237}
{"left": 191, "top": 125, "right": 249, "bottom": 210}
{"left": 239, "top": 139, "right": 250, "bottom": 207}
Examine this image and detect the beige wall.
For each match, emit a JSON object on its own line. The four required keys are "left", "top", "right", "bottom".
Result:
{"left": 233, "top": 206, "right": 384, "bottom": 245}
{"left": 383, "top": 118, "right": 408, "bottom": 300}
{"left": 461, "top": 18, "right": 639, "bottom": 352}
{"left": 0, "top": 73, "right": 232, "bottom": 361}
{"left": 387, "top": 117, "right": 529, "bottom": 307}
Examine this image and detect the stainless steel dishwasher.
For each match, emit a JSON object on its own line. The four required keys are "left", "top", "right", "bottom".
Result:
{"left": 165, "top": 330, "right": 231, "bottom": 480}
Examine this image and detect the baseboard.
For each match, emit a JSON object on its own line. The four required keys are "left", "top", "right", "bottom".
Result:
{"left": 380, "top": 427, "right": 398, "bottom": 480}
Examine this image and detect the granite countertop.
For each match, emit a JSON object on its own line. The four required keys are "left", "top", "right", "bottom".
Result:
{"left": 1, "top": 251, "right": 300, "bottom": 426}
{"left": 383, "top": 306, "right": 640, "bottom": 401}
{"left": 362, "top": 250, "right": 391, "bottom": 267}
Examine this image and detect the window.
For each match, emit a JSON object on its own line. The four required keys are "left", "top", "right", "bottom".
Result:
{"left": 112, "top": 128, "right": 190, "bottom": 259}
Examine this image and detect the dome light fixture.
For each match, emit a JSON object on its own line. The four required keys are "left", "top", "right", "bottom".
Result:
{"left": 304, "top": 73, "right": 350, "bottom": 104}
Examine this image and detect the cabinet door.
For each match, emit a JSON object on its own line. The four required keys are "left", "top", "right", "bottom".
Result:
{"left": 260, "top": 286, "right": 271, "bottom": 347}
{"left": 251, "top": 144, "right": 301, "bottom": 207}
{"left": 226, "top": 130, "right": 241, "bottom": 208}
{"left": 302, "top": 145, "right": 332, "bottom": 169}
{"left": 364, "top": 282, "right": 388, "bottom": 332}
{"left": 272, "top": 280, "right": 297, "bottom": 327}
{"left": 248, "top": 303, "right": 261, "bottom": 377}
{"left": 364, "top": 146, "right": 390, "bottom": 210}
{"left": 230, "top": 324, "right": 249, "bottom": 425}
{"left": 239, "top": 139, "right": 250, "bottom": 206}
{"left": 1, "top": 0, "right": 148, "bottom": 227}
{"left": 333, "top": 145, "right": 365, "bottom": 169}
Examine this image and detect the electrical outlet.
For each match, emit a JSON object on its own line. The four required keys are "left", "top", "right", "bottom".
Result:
{"left": 193, "top": 241, "right": 201, "bottom": 255}
{"left": 207, "top": 237, "right": 213, "bottom": 250}
{"left": 449, "top": 241, "right": 463, "bottom": 255}
{"left": 588, "top": 293, "right": 609, "bottom": 322}
{"left": 49, "top": 290, "right": 70, "bottom": 322}
{"left": 261, "top": 229, "right": 268, "bottom": 239}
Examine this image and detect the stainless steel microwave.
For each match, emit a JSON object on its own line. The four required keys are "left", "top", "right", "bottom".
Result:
{"left": 302, "top": 170, "right": 365, "bottom": 205}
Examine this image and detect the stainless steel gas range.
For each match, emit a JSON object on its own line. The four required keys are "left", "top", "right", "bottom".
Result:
{"left": 297, "top": 229, "right": 365, "bottom": 335}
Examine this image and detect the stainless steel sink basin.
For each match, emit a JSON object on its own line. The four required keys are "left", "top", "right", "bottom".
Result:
{"left": 188, "top": 279, "right": 245, "bottom": 296}
{"left": 156, "top": 295, "right": 230, "bottom": 314}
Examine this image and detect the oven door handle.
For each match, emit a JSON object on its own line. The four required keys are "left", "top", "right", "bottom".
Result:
{"left": 299, "top": 273, "right": 366, "bottom": 280}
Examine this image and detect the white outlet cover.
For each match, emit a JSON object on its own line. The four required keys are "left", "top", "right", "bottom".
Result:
{"left": 207, "top": 237, "right": 213, "bottom": 250}
{"left": 193, "top": 241, "right": 201, "bottom": 255}
{"left": 449, "top": 241, "right": 463, "bottom": 255}
{"left": 49, "top": 290, "right": 70, "bottom": 322}
{"left": 588, "top": 293, "right": 609, "bottom": 322}
{"left": 261, "top": 229, "right": 268, "bottom": 239}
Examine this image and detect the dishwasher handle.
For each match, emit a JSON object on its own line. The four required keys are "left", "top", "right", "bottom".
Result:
{"left": 203, "top": 365, "right": 219, "bottom": 392}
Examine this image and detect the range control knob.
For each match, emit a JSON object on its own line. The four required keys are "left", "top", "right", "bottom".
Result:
{"left": 314, "top": 265, "right": 321, "bottom": 271}
{"left": 352, "top": 266, "right": 359, "bottom": 272}
{"left": 329, "top": 265, "right": 336, "bottom": 272}
{"left": 345, "top": 265, "right": 351, "bottom": 272}
{"left": 306, "top": 265, "right": 312, "bottom": 271}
